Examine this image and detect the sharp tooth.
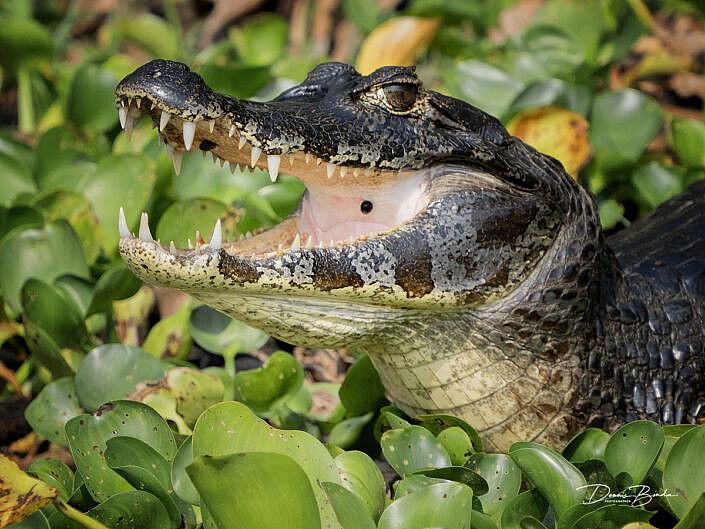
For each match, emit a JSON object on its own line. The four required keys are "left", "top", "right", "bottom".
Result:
{"left": 173, "top": 149, "right": 183, "bottom": 175}
{"left": 239, "top": 136, "right": 247, "bottom": 150}
{"left": 139, "top": 212, "right": 152, "bottom": 241}
{"left": 305, "top": 152, "right": 311, "bottom": 164}
{"left": 166, "top": 143, "right": 174, "bottom": 161}
{"left": 202, "top": 150, "right": 207, "bottom": 158}
{"left": 118, "top": 207, "right": 130, "bottom": 238}
{"left": 365, "top": 168, "right": 372, "bottom": 176}
{"left": 291, "top": 234, "right": 300, "bottom": 251}
{"left": 353, "top": 168, "right": 360, "bottom": 177}
{"left": 318, "top": 241, "right": 325, "bottom": 248}
{"left": 227, "top": 246, "right": 234, "bottom": 255}
{"left": 277, "top": 243, "right": 283, "bottom": 255}
{"left": 195, "top": 230, "right": 202, "bottom": 245}
{"left": 229, "top": 161, "right": 236, "bottom": 174}
{"left": 212, "top": 151, "right": 217, "bottom": 163}
{"left": 159, "top": 133, "right": 165, "bottom": 145}
{"left": 136, "top": 97, "right": 141, "bottom": 108}
{"left": 316, "top": 158, "right": 322, "bottom": 166}
{"left": 188, "top": 239, "right": 193, "bottom": 249}
{"left": 170, "top": 241, "right": 176, "bottom": 254}
{"left": 340, "top": 166, "right": 347, "bottom": 177}
{"left": 245, "top": 231, "right": 252, "bottom": 239}
{"left": 220, "top": 157, "right": 225, "bottom": 167}
{"left": 125, "top": 114, "right": 136, "bottom": 140}
{"left": 238, "top": 234, "right": 244, "bottom": 241}
{"left": 150, "top": 100, "right": 156, "bottom": 110}
{"left": 209, "top": 120, "right": 215, "bottom": 133}
{"left": 118, "top": 107, "right": 127, "bottom": 128}
{"left": 159, "top": 111, "right": 170, "bottom": 131}
{"left": 267, "top": 155, "right": 280, "bottom": 182}
{"left": 209, "top": 219, "right": 222, "bottom": 249}
{"left": 183, "top": 121, "right": 196, "bottom": 151}
{"left": 251, "top": 146, "right": 262, "bottom": 167}
{"left": 229, "top": 125, "right": 235, "bottom": 137}
{"left": 326, "top": 163, "right": 335, "bottom": 178}
{"left": 305, "top": 235, "right": 313, "bottom": 248}
{"left": 127, "top": 98, "right": 133, "bottom": 107}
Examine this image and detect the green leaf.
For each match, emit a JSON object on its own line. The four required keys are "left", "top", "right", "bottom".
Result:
{"left": 438, "top": 426, "right": 474, "bottom": 466}
{"left": 28, "top": 458, "right": 73, "bottom": 501}
{"left": 328, "top": 412, "right": 374, "bottom": 449}
{"left": 509, "top": 441, "right": 586, "bottom": 519}
{"left": 65, "top": 400, "right": 177, "bottom": 503}
{"left": 673, "top": 493, "right": 705, "bottom": 529}
{"left": 500, "top": 489, "right": 548, "bottom": 529}
{"left": 569, "top": 504, "right": 653, "bottom": 529}
{"left": 234, "top": 351, "right": 304, "bottom": 412}
{"left": 416, "top": 414, "right": 483, "bottom": 453}
{"left": 413, "top": 466, "right": 489, "bottom": 496}
{"left": 196, "top": 64, "right": 272, "bottom": 100}
{"left": 155, "top": 199, "right": 238, "bottom": 249}
{"left": 0, "top": 16, "right": 53, "bottom": 73}
{"left": 24, "top": 377, "right": 81, "bottom": 447}
{"left": 188, "top": 452, "right": 321, "bottom": 529}
{"left": 604, "top": 420, "right": 664, "bottom": 488}
{"left": 664, "top": 425, "right": 705, "bottom": 520}
{"left": 590, "top": 89, "right": 663, "bottom": 169}
{"left": 334, "top": 451, "right": 386, "bottom": 522}
{"left": 49, "top": 490, "right": 171, "bottom": 529}
{"left": 670, "top": 117, "right": 705, "bottom": 167}
{"left": 0, "top": 220, "right": 89, "bottom": 311}
{"left": 598, "top": 199, "right": 625, "bottom": 230}
{"left": 339, "top": 354, "right": 386, "bottom": 417}
{"left": 648, "top": 424, "right": 695, "bottom": 491}
{"left": 229, "top": 14, "right": 289, "bottom": 67}
{"left": 380, "top": 425, "right": 451, "bottom": 478}
{"left": 320, "top": 481, "right": 377, "bottom": 529}
{"left": 65, "top": 64, "right": 119, "bottom": 132}
{"left": 171, "top": 436, "right": 199, "bottom": 506}
{"left": 189, "top": 305, "right": 269, "bottom": 355}
{"left": 74, "top": 344, "right": 166, "bottom": 412}
{"left": 143, "top": 302, "right": 193, "bottom": 361}
{"left": 192, "top": 401, "right": 343, "bottom": 528}
{"left": 465, "top": 453, "right": 521, "bottom": 521}
{"left": 87, "top": 263, "right": 142, "bottom": 315}
{"left": 632, "top": 162, "right": 685, "bottom": 210}
{"left": 562, "top": 427, "right": 610, "bottom": 463}
{"left": 394, "top": 474, "right": 448, "bottom": 498}
{"left": 0, "top": 151, "right": 36, "bottom": 206}
{"left": 377, "top": 481, "right": 473, "bottom": 529}
{"left": 116, "top": 14, "right": 179, "bottom": 59}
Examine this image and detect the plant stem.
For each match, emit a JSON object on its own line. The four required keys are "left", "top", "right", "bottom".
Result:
{"left": 626, "top": 0, "right": 656, "bottom": 32}
{"left": 16, "top": 67, "right": 35, "bottom": 134}
{"left": 55, "top": 499, "right": 110, "bottom": 529}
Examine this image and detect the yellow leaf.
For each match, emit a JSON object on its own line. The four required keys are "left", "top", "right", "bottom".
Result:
{"left": 356, "top": 17, "right": 440, "bottom": 75}
{"left": 0, "top": 455, "right": 58, "bottom": 527}
{"left": 507, "top": 106, "right": 591, "bottom": 178}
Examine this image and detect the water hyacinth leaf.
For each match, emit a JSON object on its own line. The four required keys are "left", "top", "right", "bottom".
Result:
{"left": 192, "top": 401, "right": 342, "bottom": 527}
{"left": 74, "top": 344, "right": 165, "bottom": 412}
{"left": 472, "top": 510, "right": 500, "bottom": 529}
{"left": 562, "top": 427, "right": 610, "bottom": 463}
{"left": 438, "top": 426, "right": 474, "bottom": 465}
{"left": 187, "top": 452, "right": 321, "bottom": 529}
{"left": 380, "top": 425, "right": 451, "bottom": 478}
{"left": 632, "top": 162, "right": 685, "bottom": 210}
{"left": 230, "top": 14, "right": 289, "bottom": 67}
{"left": 465, "top": 453, "right": 521, "bottom": 521}
{"left": 648, "top": 424, "right": 695, "bottom": 490}
{"left": 189, "top": 305, "right": 269, "bottom": 354}
{"left": 413, "top": 466, "right": 488, "bottom": 496}
{"left": 155, "top": 199, "right": 237, "bottom": 249}
{"left": 569, "top": 504, "right": 653, "bottom": 529}
{"left": 116, "top": 13, "right": 179, "bottom": 59}
{"left": 22, "top": 320, "right": 74, "bottom": 377}
{"left": 664, "top": 425, "right": 705, "bottom": 520}
{"left": 172, "top": 436, "right": 199, "bottom": 506}
{"left": 8, "top": 511, "right": 50, "bottom": 529}
{"left": 86, "top": 263, "right": 142, "bottom": 315}
{"left": 508, "top": 442, "right": 586, "bottom": 519}
{"left": 49, "top": 490, "right": 171, "bottom": 529}
{"left": 377, "top": 481, "right": 473, "bottom": 529}
{"left": 0, "top": 220, "right": 89, "bottom": 311}
{"left": 574, "top": 459, "right": 617, "bottom": 492}
{"left": 670, "top": 117, "right": 705, "bottom": 167}
{"left": 339, "top": 354, "right": 386, "bottom": 417}
{"left": 328, "top": 412, "right": 374, "bottom": 449}
{"left": 394, "top": 474, "right": 447, "bottom": 498}
{"left": 76, "top": 153, "right": 157, "bottom": 256}
{"left": 52, "top": 275, "right": 94, "bottom": 317}
{"left": 589, "top": 89, "right": 663, "bottom": 169}
{"left": 334, "top": 451, "right": 386, "bottom": 521}
{"left": 66, "top": 64, "right": 119, "bottom": 132}
{"left": 320, "top": 481, "right": 376, "bottom": 529}
{"left": 598, "top": 199, "right": 625, "bottom": 230}
{"left": 234, "top": 351, "right": 304, "bottom": 412}
{"left": 0, "top": 152, "right": 36, "bottom": 206}
{"left": 672, "top": 493, "right": 705, "bottom": 529}
{"left": 500, "top": 489, "right": 549, "bottom": 529}
{"left": 24, "top": 377, "right": 81, "bottom": 446}
{"left": 0, "top": 455, "right": 58, "bottom": 527}
{"left": 65, "top": 400, "right": 177, "bottom": 503}
{"left": 416, "top": 414, "right": 483, "bottom": 453}
{"left": 604, "top": 420, "right": 664, "bottom": 488}
{"left": 0, "top": 205, "right": 44, "bottom": 239}
{"left": 381, "top": 408, "right": 412, "bottom": 430}
{"left": 143, "top": 302, "right": 193, "bottom": 360}
{"left": 28, "top": 458, "right": 73, "bottom": 501}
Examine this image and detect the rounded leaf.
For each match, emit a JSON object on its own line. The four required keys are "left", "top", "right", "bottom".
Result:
{"left": 664, "top": 425, "right": 705, "bottom": 519}
{"left": 381, "top": 425, "right": 451, "bottom": 478}
{"left": 66, "top": 64, "right": 119, "bottom": 132}
{"left": 562, "top": 428, "right": 609, "bottom": 463}
{"left": 416, "top": 414, "right": 483, "bottom": 453}
{"left": 189, "top": 305, "right": 269, "bottom": 355}
{"left": 328, "top": 413, "right": 374, "bottom": 449}
{"left": 339, "top": 354, "right": 386, "bottom": 417}
{"left": 28, "top": 458, "right": 73, "bottom": 501}
{"left": 155, "top": 199, "right": 237, "bottom": 249}
{"left": 500, "top": 489, "right": 548, "bottom": 529}
{"left": 335, "top": 451, "right": 386, "bottom": 521}
{"left": 604, "top": 420, "right": 664, "bottom": 487}
{"left": 465, "top": 453, "right": 521, "bottom": 521}
{"left": 172, "top": 436, "right": 199, "bottom": 506}
{"left": 24, "top": 377, "right": 81, "bottom": 446}
{"left": 670, "top": 117, "right": 705, "bottom": 167}
{"left": 438, "top": 426, "right": 474, "bottom": 466}
{"left": 321, "top": 481, "right": 376, "bottom": 529}
{"left": 234, "top": 351, "right": 304, "bottom": 412}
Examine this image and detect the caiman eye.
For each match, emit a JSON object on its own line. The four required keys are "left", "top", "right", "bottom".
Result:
{"left": 381, "top": 84, "right": 418, "bottom": 112}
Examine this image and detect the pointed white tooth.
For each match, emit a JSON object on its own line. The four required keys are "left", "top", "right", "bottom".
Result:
{"left": 195, "top": 230, "right": 202, "bottom": 245}
{"left": 173, "top": 150, "right": 183, "bottom": 175}
{"left": 291, "top": 234, "right": 300, "bottom": 251}
{"left": 365, "top": 168, "right": 372, "bottom": 176}
{"left": 229, "top": 125, "right": 235, "bottom": 137}
{"left": 125, "top": 114, "right": 136, "bottom": 140}
{"left": 118, "top": 207, "right": 130, "bottom": 238}
{"left": 318, "top": 241, "right": 325, "bottom": 248}
{"left": 288, "top": 154, "right": 295, "bottom": 166}
{"left": 166, "top": 143, "right": 174, "bottom": 161}
{"left": 238, "top": 136, "right": 247, "bottom": 150}
{"left": 183, "top": 121, "right": 196, "bottom": 151}
{"left": 212, "top": 151, "right": 217, "bottom": 163}
{"left": 219, "top": 157, "right": 225, "bottom": 167}
{"left": 305, "top": 235, "right": 313, "bottom": 249}
{"left": 209, "top": 120, "right": 215, "bottom": 133}
{"left": 340, "top": 166, "right": 347, "bottom": 177}
{"left": 250, "top": 146, "right": 262, "bottom": 167}
{"left": 239, "top": 234, "right": 245, "bottom": 241}
{"left": 245, "top": 231, "right": 252, "bottom": 239}
{"left": 139, "top": 212, "right": 152, "bottom": 241}
{"left": 326, "top": 163, "right": 335, "bottom": 178}
{"left": 127, "top": 98, "right": 133, "bottom": 107}
{"left": 202, "top": 150, "right": 207, "bottom": 158}
{"left": 170, "top": 241, "right": 176, "bottom": 254}
{"left": 267, "top": 155, "right": 280, "bottom": 182}
{"left": 229, "top": 161, "right": 236, "bottom": 174}
{"left": 209, "top": 219, "right": 222, "bottom": 249}
{"left": 118, "top": 107, "right": 127, "bottom": 129}
{"left": 136, "top": 97, "right": 141, "bottom": 108}
{"left": 277, "top": 243, "right": 283, "bottom": 254}
{"left": 316, "top": 158, "right": 322, "bottom": 166}
{"left": 159, "top": 133, "right": 165, "bottom": 145}
{"left": 305, "top": 152, "right": 311, "bottom": 164}
{"left": 188, "top": 239, "right": 193, "bottom": 249}
{"left": 150, "top": 100, "right": 156, "bottom": 110}
{"left": 159, "top": 111, "right": 170, "bottom": 131}
{"left": 353, "top": 168, "right": 360, "bottom": 177}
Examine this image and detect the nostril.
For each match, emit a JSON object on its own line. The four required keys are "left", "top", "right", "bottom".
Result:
{"left": 360, "top": 200, "right": 373, "bottom": 214}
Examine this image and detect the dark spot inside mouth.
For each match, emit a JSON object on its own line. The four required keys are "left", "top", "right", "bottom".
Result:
{"left": 360, "top": 200, "right": 373, "bottom": 214}
{"left": 200, "top": 139, "right": 217, "bottom": 151}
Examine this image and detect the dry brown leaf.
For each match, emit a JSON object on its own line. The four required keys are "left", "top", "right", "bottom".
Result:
{"left": 508, "top": 106, "right": 591, "bottom": 178}
{"left": 356, "top": 16, "right": 440, "bottom": 75}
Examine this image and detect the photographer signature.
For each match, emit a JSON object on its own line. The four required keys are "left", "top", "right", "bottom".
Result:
{"left": 577, "top": 484, "right": 679, "bottom": 506}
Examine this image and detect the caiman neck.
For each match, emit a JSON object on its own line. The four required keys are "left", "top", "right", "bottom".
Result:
{"left": 366, "top": 189, "right": 617, "bottom": 452}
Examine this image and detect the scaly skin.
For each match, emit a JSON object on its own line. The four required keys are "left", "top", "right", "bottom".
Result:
{"left": 115, "top": 60, "right": 705, "bottom": 451}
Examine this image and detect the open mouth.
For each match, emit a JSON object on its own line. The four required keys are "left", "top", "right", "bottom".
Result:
{"left": 114, "top": 93, "right": 431, "bottom": 258}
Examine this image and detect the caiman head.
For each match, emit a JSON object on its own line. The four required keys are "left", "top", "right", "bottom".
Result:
{"left": 116, "top": 60, "right": 608, "bottom": 451}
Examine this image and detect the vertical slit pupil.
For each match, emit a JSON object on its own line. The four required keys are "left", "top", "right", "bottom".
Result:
{"left": 360, "top": 200, "right": 373, "bottom": 214}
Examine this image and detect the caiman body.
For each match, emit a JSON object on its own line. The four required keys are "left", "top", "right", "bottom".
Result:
{"left": 115, "top": 60, "right": 705, "bottom": 451}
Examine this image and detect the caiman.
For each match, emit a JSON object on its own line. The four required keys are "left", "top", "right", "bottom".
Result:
{"left": 114, "top": 60, "right": 705, "bottom": 452}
